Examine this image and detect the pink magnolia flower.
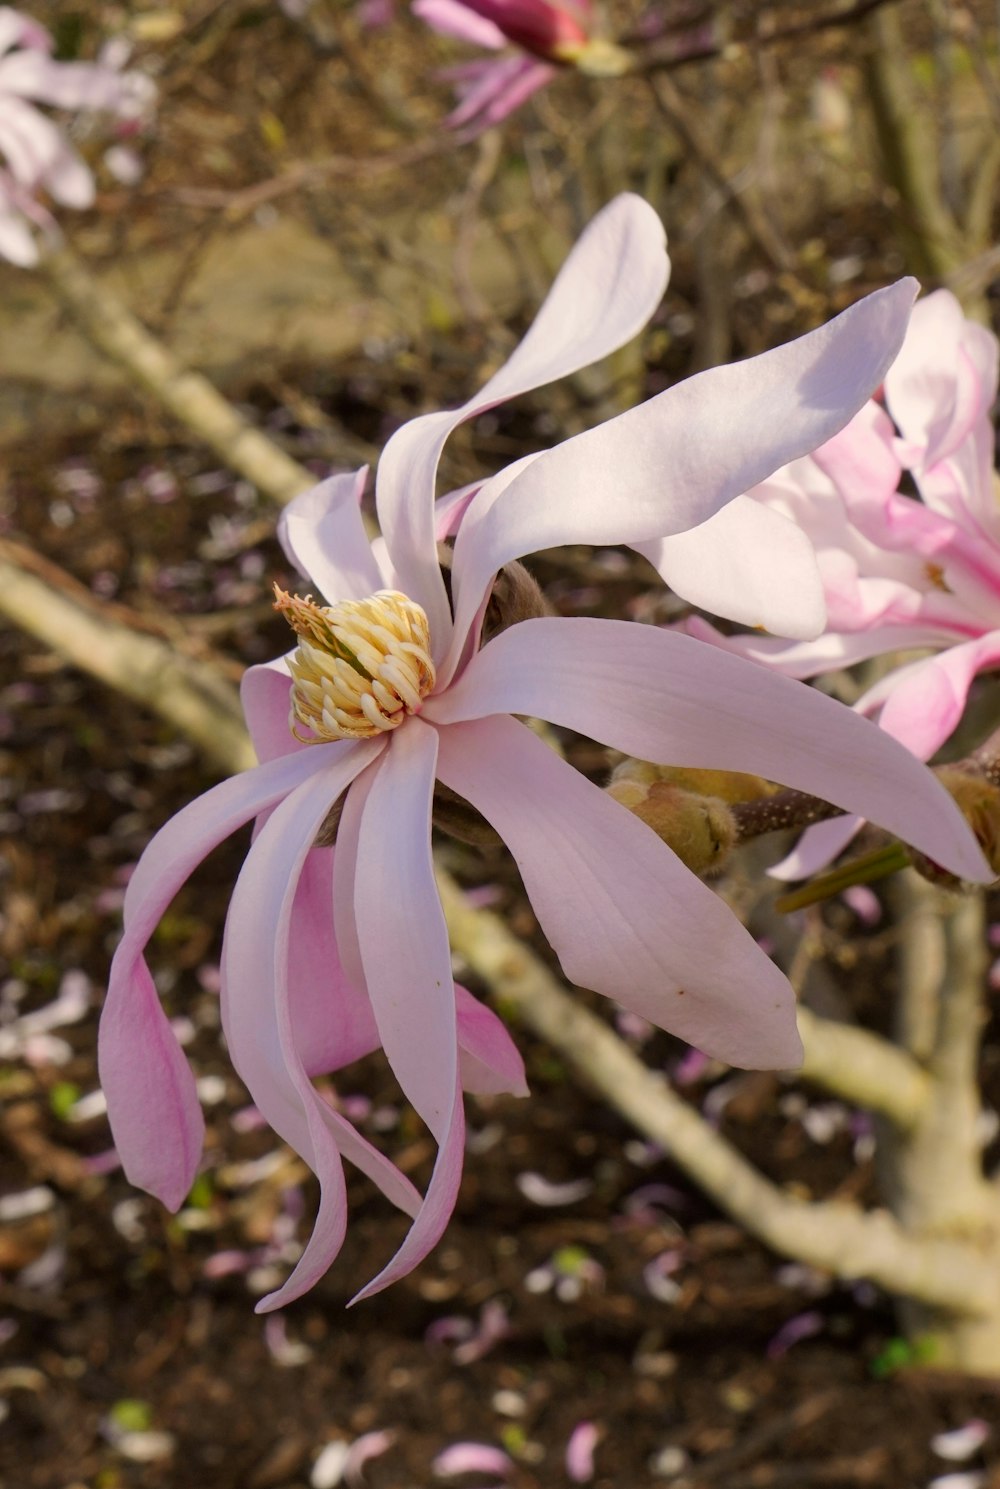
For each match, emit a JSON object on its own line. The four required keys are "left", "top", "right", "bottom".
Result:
{"left": 98, "top": 197, "right": 989, "bottom": 1312}
{"left": 414, "top": 0, "right": 625, "bottom": 129}
{"left": 689, "top": 289, "right": 1000, "bottom": 877}
{"left": 0, "top": 6, "right": 136, "bottom": 265}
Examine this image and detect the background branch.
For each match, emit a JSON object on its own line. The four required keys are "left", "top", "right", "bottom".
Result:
{"left": 38, "top": 243, "right": 315, "bottom": 507}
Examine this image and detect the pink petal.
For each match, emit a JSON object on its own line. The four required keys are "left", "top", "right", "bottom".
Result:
{"left": 566, "top": 1421, "right": 599, "bottom": 1483}
{"left": 448, "top": 54, "right": 554, "bottom": 128}
{"left": 350, "top": 1080, "right": 465, "bottom": 1301}
{"left": 219, "top": 743, "right": 386, "bottom": 1310}
{"left": 885, "top": 289, "right": 997, "bottom": 467}
{"left": 354, "top": 719, "right": 457, "bottom": 1135}
{"left": 684, "top": 614, "right": 959, "bottom": 680}
{"left": 876, "top": 631, "right": 1000, "bottom": 760}
{"left": 375, "top": 193, "right": 670, "bottom": 652}
{"left": 240, "top": 656, "right": 304, "bottom": 765}
{"left": 287, "top": 848, "right": 381, "bottom": 1076}
{"left": 414, "top": 0, "right": 508, "bottom": 47}
{"left": 1, "top": 51, "right": 126, "bottom": 112}
{"left": 445, "top": 279, "right": 919, "bottom": 678}
{"left": 99, "top": 747, "right": 340, "bottom": 1210}
{"left": 455, "top": 985, "right": 529, "bottom": 1096}
{"left": 434, "top": 715, "right": 803, "bottom": 1068}
{"left": 637, "top": 495, "right": 826, "bottom": 639}
{"left": 346, "top": 722, "right": 474, "bottom": 1298}
{"left": 768, "top": 816, "right": 863, "bottom": 881}
{"left": 278, "top": 468, "right": 383, "bottom": 604}
{"left": 432, "top": 1443, "right": 515, "bottom": 1480}
{"left": 429, "top": 617, "right": 992, "bottom": 884}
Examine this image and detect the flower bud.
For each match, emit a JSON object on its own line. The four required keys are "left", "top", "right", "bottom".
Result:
{"left": 458, "top": 0, "right": 589, "bottom": 60}
{"left": 607, "top": 766, "right": 738, "bottom": 878}
{"left": 911, "top": 766, "right": 1000, "bottom": 888}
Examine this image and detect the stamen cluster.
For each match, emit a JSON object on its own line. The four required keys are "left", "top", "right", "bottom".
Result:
{"left": 274, "top": 586, "right": 435, "bottom": 741}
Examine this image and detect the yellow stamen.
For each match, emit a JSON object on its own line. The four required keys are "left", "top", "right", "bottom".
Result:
{"left": 274, "top": 586, "right": 435, "bottom": 741}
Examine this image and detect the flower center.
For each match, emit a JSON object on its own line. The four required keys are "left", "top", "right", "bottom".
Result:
{"left": 274, "top": 586, "right": 436, "bottom": 742}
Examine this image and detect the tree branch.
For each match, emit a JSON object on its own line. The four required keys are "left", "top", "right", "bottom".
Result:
{"left": 796, "top": 1005, "right": 931, "bottom": 1130}
{"left": 436, "top": 867, "right": 998, "bottom": 1318}
{"left": 37, "top": 243, "right": 314, "bottom": 507}
{"left": 0, "top": 548, "right": 255, "bottom": 775}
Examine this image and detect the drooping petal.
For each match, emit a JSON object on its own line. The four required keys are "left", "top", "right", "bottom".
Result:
{"left": 354, "top": 718, "right": 457, "bottom": 1135}
{"left": 343, "top": 719, "right": 468, "bottom": 1299}
{"left": 445, "top": 279, "right": 919, "bottom": 678}
{"left": 435, "top": 714, "right": 803, "bottom": 1068}
{"left": 375, "top": 193, "right": 670, "bottom": 651}
{"left": 330, "top": 769, "right": 523, "bottom": 1097}
{"left": 448, "top": 54, "right": 554, "bottom": 128}
{"left": 278, "top": 468, "right": 383, "bottom": 604}
{"left": 99, "top": 746, "right": 344, "bottom": 1210}
{"left": 350, "top": 1081, "right": 465, "bottom": 1301}
{"left": 287, "top": 847, "right": 381, "bottom": 1076}
{"left": 220, "top": 745, "right": 385, "bottom": 1310}
{"left": 455, "top": 985, "right": 529, "bottom": 1096}
{"left": 426, "top": 617, "right": 992, "bottom": 883}
{"left": 768, "top": 815, "right": 864, "bottom": 882}
{"left": 637, "top": 496, "right": 826, "bottom": 639}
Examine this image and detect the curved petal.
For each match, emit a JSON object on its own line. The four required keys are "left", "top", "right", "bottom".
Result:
{"left": 768, "top": 816, "right": 864, "bottom": 881}
{"left": 289, "top": 847, "right": 381, "bottom": 1076}
{"left": 876, "top": 631, "right": 1000, "bottom": 761}
{"left": 427, "top": 617, "right": 992, "bottom": 883}
{"left": 885, "top": 289, "right": 996, "bottom": 467}
{"left": 350, "top": 1081, "right": 465, "bottom": 1302}
{"left": 240, "top": 656, "right": 301, "bottom": 765}
{"left": 221, "top": 747, "right": 384, "bottom": 1310}
{"left": 683, "top": 613, "right": 960, "bottom": 679}
{"left": 277, "top": 468, "right": 383, "bottom": 604}
{"left": 449, "top": 55, "right": 554, "bottom": 128}
{"left": 435, "top": 715, "right": 802, "bottom": 1068}
{"left": 414, "top": 0, "right": 508, "bottom": 47}
{"left": 374, "top": 194, "right": 670, "bottom": 650}
{"left": 99, "top": 746, "right": 343, "bottom": 1210}
{"left": 455, "top": 985, "right": 529, "bottom": 1096}
{"left": 354, "top": 718, "right": 457, "bottom": 1136}
{"left": 637, "top": 496, "right": 826, "bottom": 639}
{"left": 342, "top": 720, "right": 469, "bottom": 1299}
{"left": 446, "top": 280, "right": 920, "bottom": 679}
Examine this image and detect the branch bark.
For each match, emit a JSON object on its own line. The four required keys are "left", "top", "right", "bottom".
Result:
{"left": 37, "top": 243, "right": 315, "bottom": 507}
{"left": 0, "top": 548, "right": 255, "bottom": 775}
{"left": 436, "top": 867, "right": 998, "bottom": 1318}
{"left": 796, "top": 1005, "right": 931, "bottom": 1130}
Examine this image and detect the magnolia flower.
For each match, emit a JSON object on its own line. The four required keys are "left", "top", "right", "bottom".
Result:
{"left": 689, "top": 289, "right": 1000, "bottom": 877}
{"left": 414, "top": 0, "right": 627, "bottom": 130}
{"left": 0, "top": 6, "right": 139, "bottom": 265}
{"left": 99, "top": 197, "right": 990, "bottom": 1311}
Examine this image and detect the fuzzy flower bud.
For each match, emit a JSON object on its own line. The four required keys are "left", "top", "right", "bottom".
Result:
{"left": 910, "top": 766, "right": 1000, "bottom": 887}
{"left": 607, "top": 760, "right": 739, "bottom": 877}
